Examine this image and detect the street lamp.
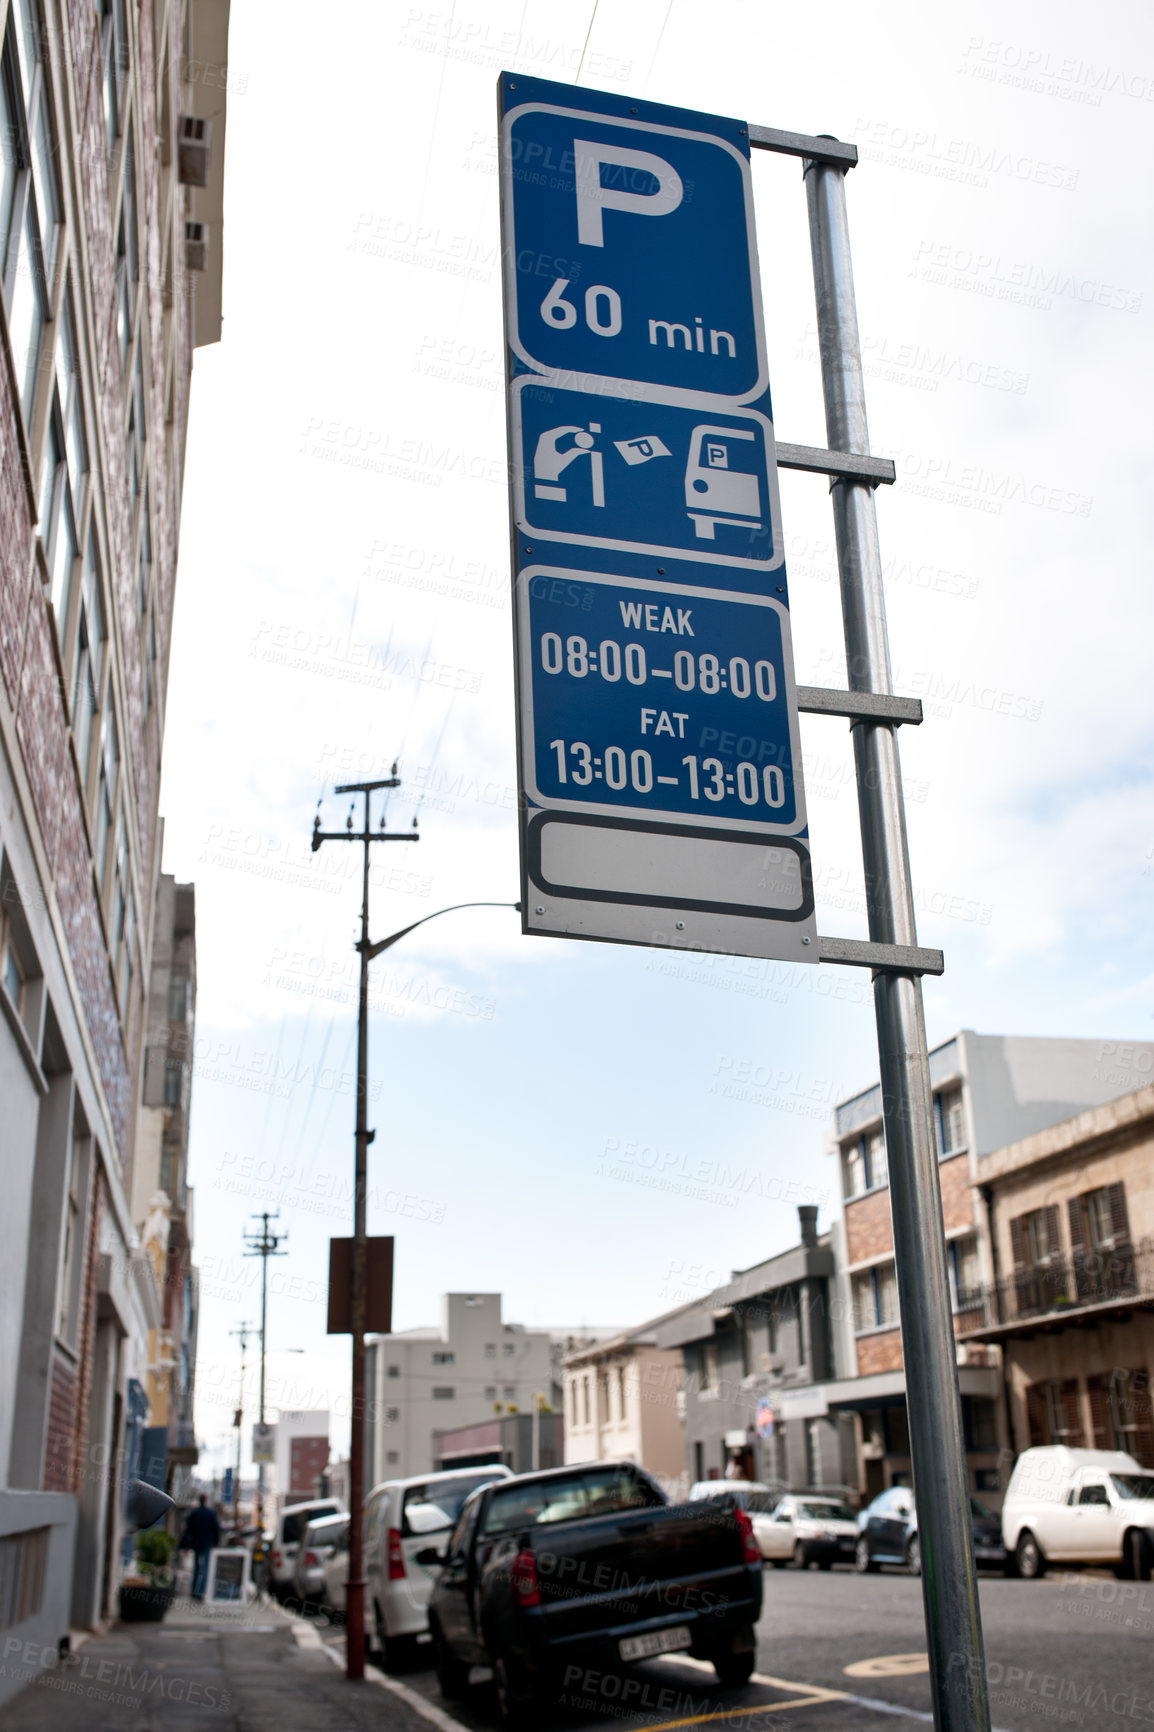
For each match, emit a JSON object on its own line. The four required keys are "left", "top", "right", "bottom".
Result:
{"left": 311, "top": 771, "right": 517, "bottom": 1680}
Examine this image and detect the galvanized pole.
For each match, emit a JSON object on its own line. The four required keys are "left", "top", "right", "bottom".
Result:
{"left": 805, "top": 156, "right": 991, "bottom": 1732}
{"left": 346, "top": 790, "right": 372, "bottom": 1681}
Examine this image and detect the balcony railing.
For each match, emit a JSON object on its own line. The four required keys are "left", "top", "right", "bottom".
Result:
{"left": 956, "top": 1239, "right": 1152, "bottom": 1335}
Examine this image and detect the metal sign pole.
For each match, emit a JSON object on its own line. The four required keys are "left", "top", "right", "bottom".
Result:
{"left": 804, "top": 157, "right": 991, "bottom": 1732}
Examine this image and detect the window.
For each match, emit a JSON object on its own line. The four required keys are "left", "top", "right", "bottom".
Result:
{"left": 93, "top": 706, "right": 119, "bottom": 891}
{"left": 702, "top": 1336, "right": 722, "bottom": 1392}
{"left": 110, "top": 809, "right": 135, "bottom": 1010}
{"left": 386, "top": 1364, "right": 399, "bottom": 1378}
{"left": 384, "top": 1407, "right": 399, "bottom": 1423}
{"left": 168, "top": 972, "right": 188, "bottom": 1022}
{"left": 502, "top": 1384, "right": 515, "bottom": 1400}
{"left": 385, "top": 1450, "right": 399, "bottom": 1465}
{"left": 40, "top": 291, "right": 87, "bottom": 623}
{"left": 100, "top": 0, "right": 129, "bottom": 151}
{"left": 2, "top": 928, "right": 24, "bottom": 1009}
{"left": 481, "top": 1467, "right": 661, "bottom": 1537}
{"left": 431, "top": 1387, "right": 454, "bottom": 1400}
{"left": 935, "top": 1088, "right": 966, "bottom": 1156}
{"left": 1078, "top": 1482, "right": 1108, "bottom": 1506}
{"left": 1, "top": 0, "right": 59, "bottom": 422}
{"left": 484, "top": 1385, "right": 496, "bottom": 1400}
{"left": 948, "top": 1236, "right": 981, "bottom": 1310}
{"left": 843, "top": 1127, "right": 886, "bottom": 1196}
{"left": 502, "top": 1342, "right": 515, "bottom": 1357}
{"left": 71, "top": 542, "right": 104, "bottom": 789}
{"left": 1023, "top": 1208, "right": 1058, "bottom": 1266}
{"left": 0, "top": 1527, "right": 49, "bottom": 1631}
{"left": 484, "top": 1343, "right": 496, "bottom": 1359}
{"left": 56, "top": 1129, "right": 81, "bottom": 1344}
{"left": 162, "top": 1060, "right": 182, "bottom": 1108}
{"left": 1012, "top": 1207, "right": 1072, "bottom": 1317}
{"left": 159, "top": 1139, "right": 179, "bottom": 1198}
{"left": 852, "top": 1263, "right": 899, "bottom": 1332}
{"left": 432, "top": 1352, "right": 454, "bottom": 1366}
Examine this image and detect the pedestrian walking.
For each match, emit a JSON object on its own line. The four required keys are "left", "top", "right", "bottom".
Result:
{"left": 180, "top": 1493, "right": 221, "bottom": 1599}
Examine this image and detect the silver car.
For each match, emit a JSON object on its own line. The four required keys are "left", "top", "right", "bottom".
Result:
{"left": 290, "top": 1512, "right": 350, "bottom": 1606}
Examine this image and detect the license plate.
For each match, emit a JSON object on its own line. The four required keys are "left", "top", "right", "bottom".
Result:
{"left": 619, "top": 1626, "right": 692, "bottom": 1663}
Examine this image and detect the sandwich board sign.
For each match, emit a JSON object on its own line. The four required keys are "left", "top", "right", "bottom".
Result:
{"left": 499, "top": 74, "right": 815, "bottom": 962}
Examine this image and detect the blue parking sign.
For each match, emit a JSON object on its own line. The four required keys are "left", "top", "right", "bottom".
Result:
{"left": 501, "top": 80, "right": 766, "bottom": 404}
{"left": 500, "top": 75, "right": 815, "bottom": 963}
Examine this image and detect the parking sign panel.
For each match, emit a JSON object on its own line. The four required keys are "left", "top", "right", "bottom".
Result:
{"left": 502, "top": 92, "right": 766, "bottom": 404}
{"left": 514, "top": 381, "right": 782, "bottom": 575}
{"left": 499, "top": 74, "right": 816, "bottom": 962}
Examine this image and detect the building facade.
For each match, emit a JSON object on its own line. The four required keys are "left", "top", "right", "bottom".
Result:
{"left": 132, "top": 868, "right": 199, "bottom": 1506}
{"left": 563, "top": 1324, "right": 685, "bottom": 1493}
{"left": 0, "top": 0, "right": 227, "bottom": 1688}
{"left": 958, "top": 1085, "right": 1154, "bottom": 1466}
{"left": 656, "top": 1208, "right": 855, "bottom": 1494}
{"left": 433, "top": 1412, "right": 564, "bottom": 1475}
{"left": 365, "top": 1294, "right": 553, "bottom": 1485}
{"left": 822, "top": 1031, "right": 1154, "bottom": 1504}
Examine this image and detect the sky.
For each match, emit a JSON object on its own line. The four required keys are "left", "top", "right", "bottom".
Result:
{"left": 163, "top": 0, "right": 1154, "bottom": 1472}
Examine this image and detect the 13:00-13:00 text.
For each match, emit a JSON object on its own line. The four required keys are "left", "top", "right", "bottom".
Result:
{"left": 548, "top": 741, "right": 787, "bottom": 807}
{"left": 540, "top": 634, "right": 777, "bottom": 699}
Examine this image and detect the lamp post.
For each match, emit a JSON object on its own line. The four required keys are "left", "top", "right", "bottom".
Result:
{"left": 312, "top": 762, "right": 516, "bottom": 1681}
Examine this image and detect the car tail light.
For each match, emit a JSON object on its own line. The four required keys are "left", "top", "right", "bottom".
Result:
{"left": 510, "top": 1548, "right": 540, "bottom": 1609}
{"left": 387, "top": 1528, "right": 406, "bottom": 1581}
{"left": 304, "top": 1551, "right": 319, "bottom": 1568}
{"left": 735, "top": 1507, "right": 761, "bottom": 1565}
{"left": 271, "top": 1549, "right": 282, "bottom": 1569}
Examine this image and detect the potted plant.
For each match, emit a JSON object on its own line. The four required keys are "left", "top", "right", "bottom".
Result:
{"left": 118, "top": 1528, "right": 177, "bottom": 1622}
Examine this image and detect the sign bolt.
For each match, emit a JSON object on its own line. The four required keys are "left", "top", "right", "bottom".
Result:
{"left": 801, "top": 936, "right": 811, "bottom": 945}
{"left": 535, "top": 905, "right": 545, "bottom": 914}
{"left": 676, "top": 921, "right": 685, "bottom": 930}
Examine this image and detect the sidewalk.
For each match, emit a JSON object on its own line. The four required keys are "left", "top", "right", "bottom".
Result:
{"left": 1, "top": 1595, "right": 434, "bottom": 1731}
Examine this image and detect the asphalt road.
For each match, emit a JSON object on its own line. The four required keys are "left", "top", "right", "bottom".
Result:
{"left": 321, "top": 1564, "right": 1154, "bottom": 1732}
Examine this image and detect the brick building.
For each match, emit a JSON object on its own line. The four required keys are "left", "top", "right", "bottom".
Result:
{"left": 0, "top": 0, "right": 228, "bottom": 1689}
{"left": 958, "top": 1085, "right": 1154, "bottom": 1467}
{"left": 133, "top": 866, "right": 200, "bottom": 1507}
{"left": 819, "top": 1032, "right": 1154, "bottom": 1505}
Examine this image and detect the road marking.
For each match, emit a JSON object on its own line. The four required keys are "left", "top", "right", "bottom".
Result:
{"left": 845, "top": 1654, "right": 930, "bottom": 1677}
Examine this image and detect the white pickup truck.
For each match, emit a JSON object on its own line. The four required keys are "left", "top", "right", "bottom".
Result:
{"left": 1002, "top": 1447, "right": 1154, "bottom": 1579}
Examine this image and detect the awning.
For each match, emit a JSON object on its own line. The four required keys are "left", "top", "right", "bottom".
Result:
{"left": 814, "top": 1365, "right": 1000, "bottom": 1414}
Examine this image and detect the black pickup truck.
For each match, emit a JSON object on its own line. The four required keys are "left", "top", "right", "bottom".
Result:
{"left": 423, "top": 1461, "right": 763, "bottom": 1727}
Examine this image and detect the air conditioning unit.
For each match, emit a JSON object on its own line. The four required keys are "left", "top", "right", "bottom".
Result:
{"left": 184, "top": 221, "right": 207, "bottom": 271}
{"left": 178, "top": 115, "right": 212, "bottom": 186}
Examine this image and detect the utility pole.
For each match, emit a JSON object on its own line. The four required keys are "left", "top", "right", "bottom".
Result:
{"left": 243, "top": 1214, "right": 287, "bottom": 1541}
{"left": 229, "top": 1321, "right": 256, "bottom": 1534}
{"left": 311, "top": 768, "right": 419, "bottom": 1681}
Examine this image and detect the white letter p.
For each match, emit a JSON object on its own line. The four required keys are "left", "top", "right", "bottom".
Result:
{"left": 574, "top": 140, "right": 683, "bottom": 248}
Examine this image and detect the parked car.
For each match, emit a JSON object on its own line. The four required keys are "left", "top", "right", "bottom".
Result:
{"left": 688, "top": 1480, "right": 782, "bottom": 1558}
{"left": 427, "top": 1461, "right": 764, "bottom": 1728}
{"left": 854, "top": 1486, "right": 1004, "bottom": 1575}
{"left": 758, "top": 1494, "right": 860, "bottom": 1568}
{"left": 320, "top": 1519, "right": 350, "bottom": 1612}
{"left": 1001, "top": 1446, "right": 1154, "bottom": 1579}
{"left": 364, "top": 1465, "right": 515, "bottom": 1668}
{"left": 269, "top": 1499, "right": 345, "bottom": 1600}
{"left": 290, "top": 1512, "right": 350, "bottom": 1607}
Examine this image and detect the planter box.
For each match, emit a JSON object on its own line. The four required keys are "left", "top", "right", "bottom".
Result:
{"left": 118, "top": 1581, "right": 175, "bottom": 1623}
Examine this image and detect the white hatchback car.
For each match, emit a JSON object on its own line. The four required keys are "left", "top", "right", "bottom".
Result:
{"left": 269, "top": 1498, "right": 345, "bottom": 1600}
{"left": 758, "top": 1494, "right": 860, "bottom": 1569}
{"left": 364, "top": 1465, "right": 513, "bottom": 1668}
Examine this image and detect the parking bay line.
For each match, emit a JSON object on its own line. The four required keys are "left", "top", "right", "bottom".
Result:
{"left": 663, "top": 1655, "right": 1013, "bottom": 1732}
